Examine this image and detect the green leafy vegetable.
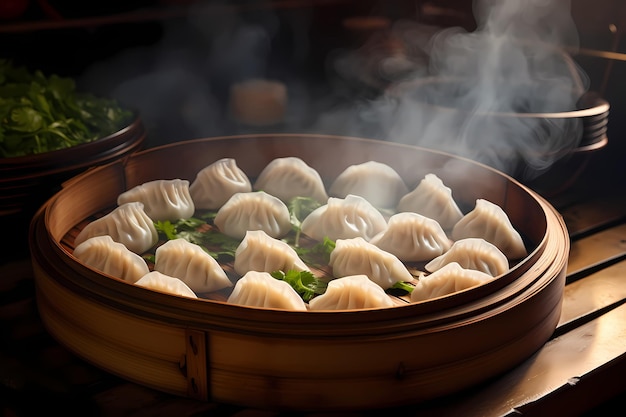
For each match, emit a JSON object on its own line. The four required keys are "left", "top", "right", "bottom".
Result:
{"left": 0, "top": 59, "right": 134, "bottom": 157}
{"left": 154, "top": 217, "right": 240, "bottom": 260}
{"left": 270, "top": 270, "right": 327, "bottom": 302}
{"left": 287, "top": 196, "right": 321, "bottom": 247}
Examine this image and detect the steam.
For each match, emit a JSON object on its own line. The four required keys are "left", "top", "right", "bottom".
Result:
{"left": 328, "top": 0, "right": 589, "bottom": 180}
{"left": 77, "top": 0, "right": 588, "bottom": 180}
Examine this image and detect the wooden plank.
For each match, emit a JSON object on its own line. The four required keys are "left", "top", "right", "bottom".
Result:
{"left": 392, "top": 302, "right": 626, "bottom": 417}
{"left": 566, "top": 223, "right": 626, "bottom": 277}
{"left": 560, "top": 259, "right": 626, "bottom": 327}
{"left": 559, "top": 194, "right": 626, "bottom": 239}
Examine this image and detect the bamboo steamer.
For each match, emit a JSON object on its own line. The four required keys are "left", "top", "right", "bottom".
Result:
{"left": 29, "top": 134, "right": 569, "bottom": 411}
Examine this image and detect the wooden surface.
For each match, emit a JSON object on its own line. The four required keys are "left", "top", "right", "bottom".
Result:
{"left": 2, "top": 153, "right": 626, "bottom": 416}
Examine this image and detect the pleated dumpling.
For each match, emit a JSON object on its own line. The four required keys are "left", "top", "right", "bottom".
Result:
{"left": 451, "top": 199, "right": 528, "bottom": 260}
{"left": 308, "top": 275, "right": 395, "bottom": 311}
{"left": 189, "top": 158, "right": 252, "bottom": 210}
{"left": 369, "top": 212, "right": 452, "bottom": 262}
{"left": 214, "top": 191, "right": 292, "bottom": 239}
{"left": 227, "top": 271, "right": 307, "bottom": 311}
{"left": 135, "top": 271, "right": 198, "bottom": 299}
{"left": 425, "top": 238, "right": 509, "bottom": 277}
{"left": 410, "top": 262, "right": 494, "bottom": 303}
{"left": 329, "top": 237, "right": 413, "bottom": 289}
{"left": 329, "top": 161, "right": 409, "bottom": 209}
{"left": 396, "top": 173, "right": 463, "bottom": 230}
{"left": 300, "top": 194, "right": 387, "bottom": 242}
{"left": 234, "top": 230, "right": 310, "bottom": 276}
{"left": 154, "top": 238, "right": 232, "bottom": 293}
{"left": 117, "top": 178, "right": 195, "bottom": 221}
{"left": 253, "top": 157, "right": 329, "bottom": 204}
{"left": 74, "top": 202, "right": 158, "bottom": 254}
{"left": 73, "top": 235, "right": 149, "bottom": 283}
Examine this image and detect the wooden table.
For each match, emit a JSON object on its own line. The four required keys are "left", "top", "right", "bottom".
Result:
{"left": 1, "top": 153, "right": 625, "bottom": 417}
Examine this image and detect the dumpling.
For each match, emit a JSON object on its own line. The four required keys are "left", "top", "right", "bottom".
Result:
{"left": 451, "top": 199, "right": 528, "bottom": 260}
{"left": 214, "top": 191, "right": 292, "bottom": 239}
{"left": 135, "top": 271, "right": 198, "bottom": 299}
{"left": 234, "top": 230, "right": 310, "bottom": 276}
{"left": 329, "top": 237, "right": 413, "bottom": 289}
{"left": 308, "top": 275, "right": 395, "bottom": 311}
{"left": 253, "top": 157, "right": 329, "bottom": 204}
{"left": 189, "top": 158, "right": 252, "bottom": 210}
{"left": 74, "top": 202, "right": 158, "bottom": 254}
{"left": 73, "top": 235, "right": 150, "bottom": 283}
{"left": 425, "top": 238, "right": 509, "bottom": 277}
{"left": 300, "top": 194, "right": 387, "bottom": 242}
{"left": 227, "top": 270, "right": 308, "bottom": 311}
{"left": 117, "top": 178, "right": 195, "bottom": 221}
{"left": 369, "top": 212, "right": 452, "bottom": 262}
{"left": 329, "top": 161, "right": 409, "bottom": 209}
{"left": 410, "top": 262, "right": 493, "bottom": 303}
{"left": 396, "top": 173, "right": 463, "bottom": 230}
{"left": 154, "top": 238, "right": 232, "bottom": 293}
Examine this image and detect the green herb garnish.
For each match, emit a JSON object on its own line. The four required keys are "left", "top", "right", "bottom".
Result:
{"left": 287, "top": 196, "right": 321, "bottom": 247}
{"left": 0, "top": 59, "right": 133, "bottom": 157}
{"left": 270, "top": 269, "right": 327, "bottom": 302}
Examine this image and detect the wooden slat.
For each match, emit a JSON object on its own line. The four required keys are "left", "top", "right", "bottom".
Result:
{"left": 560, "top": 194, "right": 626, "bottom": 239}
{"left": 566, "top": 223, "right": 626, "bottom": 277}
{"left": 559, "top": 259, "right": 626, "bottom": 327}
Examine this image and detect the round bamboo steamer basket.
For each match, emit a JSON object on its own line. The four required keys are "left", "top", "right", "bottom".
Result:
{"left": 29, "top": 134, "right": 569, "bottom": 411}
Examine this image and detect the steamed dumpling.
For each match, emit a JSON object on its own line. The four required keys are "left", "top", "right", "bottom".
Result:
{"left": 396, "top": 173, "right": 463, "bottom": 230}
{"left": 369, "top": 212, "right": 452, "bottom": 262}
{"left": 189, "top": 158, "right": 252, "bottom": 210}
{"left": 329, "top": 161, "right": 409, "bottom": 209}
{"left": 451, "top": 199, "right": 528, "bottom": 260}
{"left": 73, "top": 235, "right": 149, "bottom": 283}
{"left": 74, "top": 201, "right": 158, "bottom": 254}
{"left": 308, "top": 275, "right": 395, "bottom": 311}
{"left": 425, "top": 238, "right": 509, "bottom": 277}
{"left": 234, "top": 230, "right": 310, "bottom": 276}
{"left": 227, "top": 270, "right": 307, "bottom": 311}
{"left": 154, "top": 238, "right": 232, "bottom": 293}
{"left": 253, "top": 157, "right": 329, "bottom": 204}
{"left": 300, "top": 194, "right": 387, "bottom": 242}
{"left": 135, "top": 271, "right": 198, "bottom": 298}
{"left": 329, "top": 237, "right": 413, "bottom": 289}
{"left": 410, "top": 262, "right": 493, "bottom": 303}
{"left": 117, "top": 178, "right": 195, "bottom": 221}
{"left": 214, "top": 191, "right": 292, "bottom": 239}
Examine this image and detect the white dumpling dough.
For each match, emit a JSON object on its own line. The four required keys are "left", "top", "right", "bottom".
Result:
{"left": 117, "top": 178, "right": 195, "bottom": 221}
{"left": 227, "top": 271, "right": 308, "bottom": 311}
{"left": 253, "top": 156, "right": 329, "bottom": 204}
{"left": 154, "top": 238, "right": 232, "bottom": 293}
{"left": 301, "top": 194, "right": 387, "bottom": 242}
{"left": 135, "top": 271, "right": 198, "bottom": 299}
{"left": 234, "top": 230, "right": 310, "bottom": 276}
{"left": 425, "top": 238, "right": 509, "bottom": 277}
{"left": 410, "top": 262, "right": 494, "bottom": 303}
{"left": 369, "top": 212, "right": 452, "bottom": 262}
{"left": 329, "top": 237, "right": 413, "bottom": 289}
{"left": 214, "top": 191, "right": 292, "bottom": 239}
{"left": 308, "top": 275, "right": 394, "bottom": 311}
{"left": 74, "top": 201, "right": 158, "bottom": 254}
{"left": 73, "top": 235, "right": 149, "bottom": 283}
{"left": 396, "top": 173, "right": 463, "bottom": 230}
{"left": 329, "top": 161, "right": 409, "bottom": 209}
{"left": 451, "top": 199, "right": 528, "bottom": 260}
{"left": 189, "top": 158, "right": 252, "bottom": 210}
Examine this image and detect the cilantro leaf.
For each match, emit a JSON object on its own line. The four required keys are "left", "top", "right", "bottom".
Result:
{"left": 270, "top": 270, "right": 327, "bottom": 302}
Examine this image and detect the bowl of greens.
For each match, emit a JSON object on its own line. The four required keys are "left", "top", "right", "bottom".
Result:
{"left": 0, "top": 60, "right": 146, "bottom": 258}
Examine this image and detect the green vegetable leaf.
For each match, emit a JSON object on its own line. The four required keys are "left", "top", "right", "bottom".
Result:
{"left": 270, "top": 270, "right": 327, "bottom": 302}
{"left": 287, "top": 196, "right": 321, "bottom": 247}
